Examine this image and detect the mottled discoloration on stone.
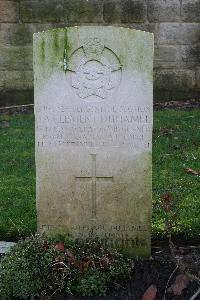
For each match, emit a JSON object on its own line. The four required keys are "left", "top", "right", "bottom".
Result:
{"left": 103, "top": 0, "right": 147, "bottom": 23}
{"left": 34, "top": 26, "right": 153, "bottom": 257}
{"left": 4, "top": 71, "right": 33, "bottom": 90}
{"left": 33, "top": 28, "right": 73, "bottom": 86}
{"left": 148, "top": 0, "right": 181, "bottom": 22}
{"left": 0, "top": 46, "right": 32, "bottom": 71}
{"left": 0, "top": 23, "right": 66, "bottom": 47}
{"left": 0, "top": 24, "right": 33, "bottom": 46}
{"left": 20, "top": 0, "right": 65, "bottom": 23}
{"left": 154, "top": 66, "right": 198, "bottom": 99}
{"left": 64, "top": 0, "right": 103, "bottom": 23}
{"left": 182, "top": 0, "right": 200, "bottom": 22}
{"left": 154, "top": 69, "right": 196, "bottom": 90}
{"left": 34, "top": 27, "right": 153, "bottom": 88}
{"left": 0, "top": 1, "right": 19, "bottom": 23}
{"left": 196, "top": 68, "right": 200, "bottom": 88}
{"left": 0, "top": 72, "right": 4, "bottom": 91}
{"left": 181, "top": 23, "right": 200, "bottom": 44}
{"left": 155, "top": 23, "right": 182, "bottom": 45}
{"left": 154, "top": 45, "right": 179, "bottom": 68}
{"left": 180, "top": 45, "right": 200, "bottom": 67}
{"left": 0, "top": 90, "right": 33, "bottom": 107}
{"left": 155, "top": 22, "right": 200, "bottom": 45}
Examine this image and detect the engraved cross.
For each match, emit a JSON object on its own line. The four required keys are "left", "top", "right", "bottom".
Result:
{"left": 75, "top": 154, "right": 113, "bottom": 219}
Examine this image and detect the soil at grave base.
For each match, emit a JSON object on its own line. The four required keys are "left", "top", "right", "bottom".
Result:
{"left": 1, "top": 244, "right": 199, "bottom": 299}
{"left": 54, "top": 250, "right": 199, "bottom": 300}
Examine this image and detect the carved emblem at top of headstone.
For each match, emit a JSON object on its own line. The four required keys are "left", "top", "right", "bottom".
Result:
{"left": 67, "top": 38, "right": 122, "bottom": 101}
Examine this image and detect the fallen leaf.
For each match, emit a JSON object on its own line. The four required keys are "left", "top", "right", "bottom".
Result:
{"left": 142, "top": 285, "right": 157, "bottom": 300}
{"left": 54, "top": 256, "right": 64, "bottom": 263}
{"left": 89, "top": 259, "right": 96, "bottom": 268}
{"left": 100, "top": 256, "right": 110, "bottom": 268}
{"left": 159, "top": 127, "right": 174, "bottom": 135}
{"left": 78, "top": 261, "right": 90, "bottom": 273}
{"left": 66, "top": 249, "right": 78, "bottom": 266}
{"left": 168, "top": 274, "right": 189, "bottom": 296}
{"left": 162, "top": 193, "right": 173, "bottom": 202}
{"left": 66, "top": 249, "right": 75, "bottom": 260}
{"left": 161, "top": 193, "right": 173, "bottom": 212}
{"left": 42, "top": 240, "right": 49, "bottom": 250}
{"left": 185, "top": 168, "right": 199, "bottom": 176}
{"left": 54, "top": 242, "right": 65, "bottom": 252}
{"left": 73, "top": 260, "right": 80, "bottom": 268}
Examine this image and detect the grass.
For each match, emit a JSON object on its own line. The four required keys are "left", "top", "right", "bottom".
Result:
{"left": 0, "top": 110, "right": 199, "bottom": 241}
{"left": 152, "top": 110, "right": 200, "bottom": 239}
{"left": 0, "top": 114, "right": 36, "bottom": 240}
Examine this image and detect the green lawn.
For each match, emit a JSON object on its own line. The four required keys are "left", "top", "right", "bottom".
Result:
{"left": 0, "top": 110, "right": 199, "bottom": 241}
{"left": 152, "top": 110, "right": 200, "bottom": 239}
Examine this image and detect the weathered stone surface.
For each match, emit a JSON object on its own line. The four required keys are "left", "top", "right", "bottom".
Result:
{"left": 128, "top": 23, "right": 149, "bottom": 32}
{"left": 180, "top": 45, "right": 200, "bottom": 67}
{"left": 20, "top": 0, "right": 65, "bottom": 23}
{"left": 154, "top": 89, "right": 200, "bottom": 101}
{"left": 0, "top": 23, "right": 67, "bottom": 46}
{"left": 154, "top": 45, "right": 179, "bottom": 68}
{"left": 120, "top": 0, "right": 147, "bottom": 23}
{"left": 0, "top": 24, "right": 33, "bottom": 46}
{"left": 103, "top": 0, "right": 147, "bottom": 23}
{"left": 0, "top": 46, "right": 33, "bottom": 71}
{"left": 154, "top": 69, "right": 195, "bottom": 90}
{"left": 4, "top": 71, "right": 33, "bottom": 90}
{"left": 0, "top": 1, "right": 19, "bottom": 23}
{"left": 181, "top": 23, "right": 200, "bottom": 44}
{"left": 0, "top": 242, "right": 16, "bottom": 254}
{"left": 64, "top": 0, "right": 103, "bottom": 23}
{"left": 155, "top": 23, "right": 200, "bottom": 45}
{"left": 148, "top": 0, "right": 180, "bottom": 22}
{"left": 155, "top": 23, "right": 182, "bottom": 45}
{"left": 182, "top": 0, "right": 200, "bottom": 22}
{"left": 196, "top": 68, "right": 200, "bottom": 88}
{"left": 34, "top": 26, "right": 153, "bottom": 257}
{"left": 103, "top": 0, "right": 122, "bottom": 23}
{"left": 0, "top": 72, "right": 4, "bottom": 91}
{"left": 0, "top": 90, "right": 34, "bottom": 107}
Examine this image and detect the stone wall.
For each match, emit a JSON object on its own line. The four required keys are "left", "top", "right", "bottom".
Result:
{"left": 0, "top": 0, "right": 199, "bottom": 106}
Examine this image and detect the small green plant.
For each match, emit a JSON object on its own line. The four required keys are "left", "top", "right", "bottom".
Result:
{"left": 73, "top": 270, "right": 107, "bottom": 297}
{"left": 0, "top": 234, "right": 133, "bottom": 299}
{"left": 0, "top": 234, "right": 60, "bottom": 299}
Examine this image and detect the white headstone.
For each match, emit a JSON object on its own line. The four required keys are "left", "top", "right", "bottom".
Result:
{"left": 34, "top": 26, "right": 154, "bottom": 257}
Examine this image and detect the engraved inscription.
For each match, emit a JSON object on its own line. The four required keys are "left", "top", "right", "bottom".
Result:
{"left": 72, "top": 223, "right": 149, "bottom": 250}
{"left": 67, "top": 38, "right": 122, "bottom": 101}
{"left": 40, "top": 224, "right": 55, "bottom": 231}
{"left": 76, "top": 236, "right": 147, "bottom": 249}
{"left": 76, "top": 154, "right": 113, "bottom": 219}
{"left": 72, "top": 224, "right": 148, "bottom": 232}
{"left": 36, "top": 104, "right": 152, "bottom": 149}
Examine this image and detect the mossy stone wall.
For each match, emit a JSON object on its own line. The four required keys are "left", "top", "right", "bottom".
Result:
{"left": 0, "top": 0, "right": 200, "bottom": 106}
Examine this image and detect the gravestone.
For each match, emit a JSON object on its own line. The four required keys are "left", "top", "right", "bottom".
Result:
{"left": 34, "top": 26, "right": 154, "bottom": 257}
